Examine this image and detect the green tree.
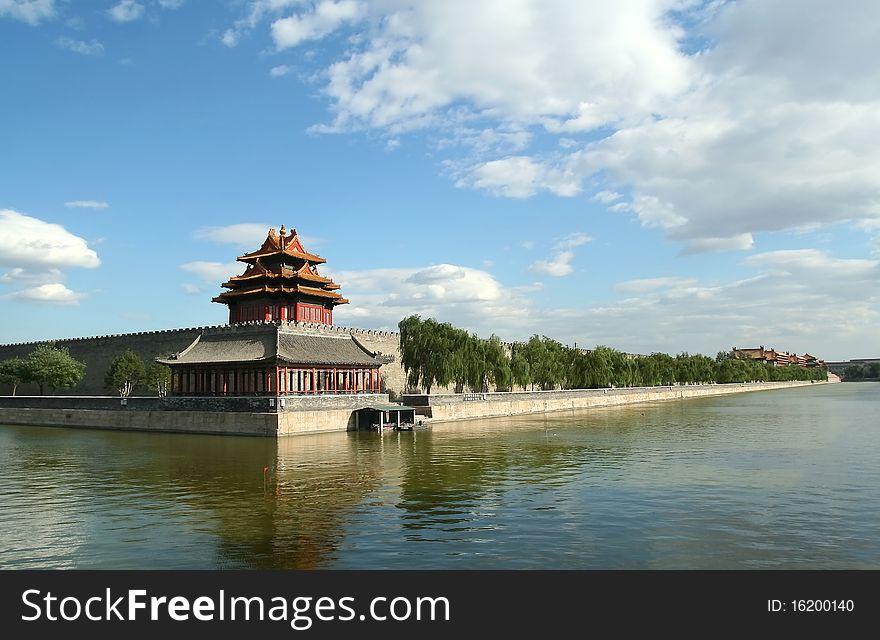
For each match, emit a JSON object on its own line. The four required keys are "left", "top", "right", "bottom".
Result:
{"left": 24, "top": 344, "right": 86, "bottom": 395}
{"left": 0, "top": 357, "right": 27, "bottom": 396}
{"left": 485, "top": 335, "right": 512, "bottom": 392}
{"left": 105, "top": 350, "right": 146, "bottom": 397}
{"left": 510, "top": 349, "right": 530, "bottom": 391}
{"left": 144, "top": 362, "right": 171, "bottom": 397}
{"left": 843, "top": 365, "right": 865, "bottom": 381}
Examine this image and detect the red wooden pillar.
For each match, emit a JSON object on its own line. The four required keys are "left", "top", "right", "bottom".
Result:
{"left": 312, "top": 368, "right": 317, "bottom": 394}
{"left": 280, "top": 305, "right": 288, "bottom": 322}
{"left": 264, "top": 305, "right": 271, "bottom": 322}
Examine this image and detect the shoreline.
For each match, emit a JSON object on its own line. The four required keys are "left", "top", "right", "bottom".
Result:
{"left": 406, "top": 380, "right": 834, "bottom": 425}
{"left": 0, "top": 380, "right": 834, "bottom": 437}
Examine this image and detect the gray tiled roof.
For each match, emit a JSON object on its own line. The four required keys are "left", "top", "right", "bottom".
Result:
{"left": 157, "top": 330, "right": 275, "bottom": 365}
{"left": 278, "top": 332, "right": 379, "bottom": 366}
{"left": 158, "top": 325, "right": 379, "bottom": 367}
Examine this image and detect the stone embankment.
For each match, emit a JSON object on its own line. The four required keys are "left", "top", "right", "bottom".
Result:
{"left": 0, "top": 380, "right": 832, "bottom": 437}
{"left": 404, "top": 380, "right": 832, "bottom": 424}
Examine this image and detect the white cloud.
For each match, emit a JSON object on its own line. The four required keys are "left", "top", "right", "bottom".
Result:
{"left": 615, "top": 276, "right": 697, "bottom": 294}
{"left": 529, "top": 232, "right": 592, "bottom": 277}
{"left": 0, "top": 0, "right": 55, "bottom": 25}
{"left": 461, "top": 156, "right": 579, "bottom": 198}
{"left": 555, "top": 232, "right": 591, "bottom": 250}
{"left": 108, "top": 1, "right": 144, "bottom": 22}
{"left": 302, "top": 1, "right": 692, "bottom": 134}
{"left": 271, "top": 0, "right": 365, "bottom": 50}
{"left": 682, "top": 234, "right": 754, "bottom": 255}
{"left": 529, "top": 251, "right": 576, "bottom": 277}
{"left": 552, "top": 249, "right": 880, "bottom": 359}
{"left": 593, "top": 190, "right": 621, "bottom": 204}
{"left": 269, "top": 64, "right": 292, "bottom": 77}
{"left": 330, "top": 249, "right": 878, "bottom": 359}
{"left": 11, "top": 283, "right": 82, "bottom": 305}
{"left": 157, "top": 0, "right": 184, "bottom": 8}
{"left": 193, "top": 223, "right": 319, "bottom": 250}
{"left": 221, "top": 0, "right": 303, "bottom": 48}
{"left": 10, "top": 283, "right": 82, "bottom": 305}
{"left": 193, "top": 223, "right": 273, "bottom": 247}
{"left": 180, "top": 283, "right": 201, "bottom": 295}
{"left": 64, "top": 200, "right": 109, "bottom": 209}
{"left": 56, "top": 37, "right": 104, "bottom": 56}
{"left": 0, "top": 209, "right": 101, "bottom": 270}
{"left": 0, "top": 267, "right": 62, "bottom": 284}
{"left": 331, "top": 263, "right": 535, "bottom": 337}
{"left": 221, "top": 29, "right": 239, "bottom": 47}
{"left": 242, "top": 1, "right": 880, "bottom": 250}
{"left": 180, "top": 261, "right": 241, "bottom": 284}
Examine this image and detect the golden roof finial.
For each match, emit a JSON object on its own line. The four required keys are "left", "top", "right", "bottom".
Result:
{"left": 279, "top": 224, "right": 286, "bottom": 237}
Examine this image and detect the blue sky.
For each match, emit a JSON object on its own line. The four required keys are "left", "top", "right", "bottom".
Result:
{"left": 1, "top": 0, "right": 879, "bottom": 360}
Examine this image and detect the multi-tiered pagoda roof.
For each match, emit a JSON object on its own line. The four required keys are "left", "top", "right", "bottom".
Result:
{"left": 213, "top": 225, "right": 348, "bottom": 325}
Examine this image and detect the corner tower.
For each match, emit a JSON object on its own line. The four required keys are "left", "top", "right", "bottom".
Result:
{"left": 213, "top": 225, "right": 349, "bottom": 325}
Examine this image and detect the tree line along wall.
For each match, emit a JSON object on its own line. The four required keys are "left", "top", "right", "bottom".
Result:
{"left": 0, "top": 323, "right": 409, "bottom": 397}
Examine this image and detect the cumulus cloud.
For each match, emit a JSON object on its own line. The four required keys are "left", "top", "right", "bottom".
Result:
{"left": 108, "top": 1, "right": 144, "bottom": 22}
{"left": 269, "top": 64, "right": 292, "bottom": 77}
{"left": 303, "top": 0, "right": 691, "bottom": 134}
{"left": 593, "top": 190, "right": 621, "bottom": 204}
{"left": 229, "top": 0, "right": 880, "bottom": 250}
{"left": 180, "top": 283, "right": 201, "bottom": 295}
{"left": 64, "top": 200, "right": 109, "bottom": 209}
{"left": 271, "top": 0, "right": 364, "bottom": 50}
{"left": 0, "top": 267, "right": 63, "bottom": 284}
{"left": 529, "top": 251, "right": 576, "bottom": 277}
{"left": 327, "top": 245, "right": 879, "bottom": 358}
{"left": 529, "top": 232, "right": 592, "bottom": 277}
{"left": 615, "top": 276, "right": 697, "bottom": 294}
{"left": 0, "top": 209, "right": 101, "bottom": 270}
{"left": 541, "top": 248, "right": 880, "bottom": 359}
{"left": 56, "top": 37, "right": 104, "bottom": 56}
{"left": 11, "top": 283, "right": 82, "bottom": 305}
{"left": 331, "top": 263, "right": 535, "bottom": 336}
{"left": 180, "top": 261, "right": 242, "bottom": 285}
{"left": 460, "top": 156, "right": 580, "bottom": 198}
{"left": 221, "top": 0, "right": 302, "bottom": 47}
{"left": 0, "top": 0, "right": 55, "bottom": 25}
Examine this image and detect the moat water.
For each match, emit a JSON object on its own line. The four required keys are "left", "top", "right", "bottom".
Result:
{"left": 1, "top": 382, "right": 877, "bottom": 569}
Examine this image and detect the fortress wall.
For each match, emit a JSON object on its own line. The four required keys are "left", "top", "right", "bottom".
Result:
{"left": 0, "top": 327, "right": 203, "bottom": 396}
{"left": 0, "top": 322, "right": 410, "bottom": 396}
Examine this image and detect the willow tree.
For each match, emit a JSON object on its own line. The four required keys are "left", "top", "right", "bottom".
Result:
{"left": 485, "top": 335, "right": 512, "bottom": 392}
{"left": 510, "top": 348, "right": 530, "bottom": 391}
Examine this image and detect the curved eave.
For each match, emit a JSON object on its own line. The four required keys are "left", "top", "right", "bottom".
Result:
{"left": 237, "top": 248, "right": 327, "bottom": 264}
{"left": 221, "top": 272, "right": 337, "bottom": 288}
{"left": 212, "top": 285, "right": 349, "bottom": 305}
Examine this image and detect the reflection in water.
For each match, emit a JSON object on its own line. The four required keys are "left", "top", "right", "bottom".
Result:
{"left": 1, "top": 382, "right": 878, "bottom": 568}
